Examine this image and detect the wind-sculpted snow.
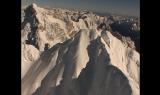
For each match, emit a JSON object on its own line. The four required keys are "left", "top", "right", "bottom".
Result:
{"left": 21, "top": 3, "right": 140, "bottom": 95}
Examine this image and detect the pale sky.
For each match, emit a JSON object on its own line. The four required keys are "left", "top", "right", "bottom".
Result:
{"left": 22, "top": 0, "right": 140, "bottom": 17}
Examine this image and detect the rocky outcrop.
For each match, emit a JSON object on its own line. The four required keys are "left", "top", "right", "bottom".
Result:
{"left": 21, "top": 3, "right": 99, "bottom": 51}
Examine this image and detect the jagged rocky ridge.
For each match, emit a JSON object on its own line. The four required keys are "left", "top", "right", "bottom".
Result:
{"left": 21, "top": 3, "right": 140, "bottom": 95}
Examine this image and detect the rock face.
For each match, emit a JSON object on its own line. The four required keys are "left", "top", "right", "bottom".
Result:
{"left": 21, "top": 3, "right": 140, "bottom": 95}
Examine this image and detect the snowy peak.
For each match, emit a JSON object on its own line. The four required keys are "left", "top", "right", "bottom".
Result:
{"left": 21, "top": 4, "right": 140, "bottom": 95}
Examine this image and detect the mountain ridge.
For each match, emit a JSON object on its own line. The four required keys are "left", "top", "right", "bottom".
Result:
{"left": 21, "top": 3, "right": 140, "bottom": 95}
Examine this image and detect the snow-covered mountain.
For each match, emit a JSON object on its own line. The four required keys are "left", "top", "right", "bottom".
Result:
{"left": 21, "top": 3, "right": 140, "bottom": 95}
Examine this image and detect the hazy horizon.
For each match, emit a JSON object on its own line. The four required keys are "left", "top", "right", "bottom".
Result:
{"left": 22, "top": 0, "right": 139, "bottom": 17}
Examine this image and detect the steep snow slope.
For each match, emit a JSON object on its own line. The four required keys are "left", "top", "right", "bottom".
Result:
{"left": 21, "top": 3, "right": 140, "bottom": 95}
{"left": 101, "top": 31, "right": 139, "bottom": 95}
